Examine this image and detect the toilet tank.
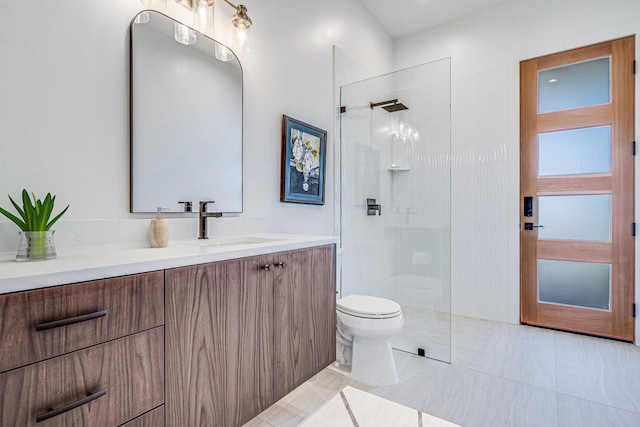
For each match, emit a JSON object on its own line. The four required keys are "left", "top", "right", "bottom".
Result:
{"left": 357, "top": 239, "right": 394, "bottom": 281}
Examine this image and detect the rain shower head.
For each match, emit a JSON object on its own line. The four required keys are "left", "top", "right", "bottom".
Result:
{"left": 382, "top": 102, "right": 408, "bottom": 112}
{"left": 370, "top": 99, "right": 409, "bottom": 112}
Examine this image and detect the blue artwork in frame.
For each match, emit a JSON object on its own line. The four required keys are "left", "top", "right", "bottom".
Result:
{"left": 280, "top": 115, "right": 327, "bottom": 205}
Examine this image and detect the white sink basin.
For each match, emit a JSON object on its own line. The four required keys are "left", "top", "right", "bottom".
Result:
{"left": 176, "top": 236, "right": 285, "bottom": 248}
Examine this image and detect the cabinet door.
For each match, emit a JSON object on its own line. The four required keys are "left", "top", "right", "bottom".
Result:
{"left": 273, "top": 245, "right": 336, "bottom": 401}
{"left": 165, "top": 256, "right": 274, "bottom": 427}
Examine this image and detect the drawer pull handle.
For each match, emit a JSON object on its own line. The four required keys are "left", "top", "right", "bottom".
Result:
{"left": 262, "top": 264, "right": 273, "bottom": 271}
{"left": 35, "top": 310, "right": 108, "bottom": 331}
{"left": 36, "top": 388, "right": 107, "bottom": 423}
{"left": 277, "top": 261, "right": 287, "bottom": 269}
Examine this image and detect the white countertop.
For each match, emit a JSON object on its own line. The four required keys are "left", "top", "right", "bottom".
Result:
{"left": 0, "top": 233, "right": 339, "bottom": 295}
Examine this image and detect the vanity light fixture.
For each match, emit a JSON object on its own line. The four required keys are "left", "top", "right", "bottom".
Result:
{"left": 176, "top": 0, "right": 253, "bottom": 53}
{"left": 224, "top": 0, "right": 252, "bottom": 53}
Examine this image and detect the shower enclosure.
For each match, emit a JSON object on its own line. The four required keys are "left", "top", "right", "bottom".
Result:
{"left": 339, "top": 58, "right": 451, "bottom": 362}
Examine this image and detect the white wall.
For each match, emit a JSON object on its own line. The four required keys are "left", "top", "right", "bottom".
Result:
{"left": 0, "top": 0, "right": 392, "bottom": 250}
{"left": 239, "top": 1, "right": 392, "bottom": 234}
{"left": 394, "top": 0, "right": 640, "bottom": 340}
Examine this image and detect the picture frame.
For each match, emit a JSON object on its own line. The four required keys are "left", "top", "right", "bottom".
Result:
{"left": 280, "top": 115, "right": 327, "bottom": 205}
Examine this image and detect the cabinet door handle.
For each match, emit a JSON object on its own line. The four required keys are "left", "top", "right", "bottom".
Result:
{"left": 262, "top": 264, "right": 273, "bottom": 271}
{"left": 36, "top": 388, "right": 107, "bottom": 423}
{"left": 276, "top": 261, "right": 287, "bottom": 269}
{"left": 35, "top": 310, "right": 108, "bottom": 332}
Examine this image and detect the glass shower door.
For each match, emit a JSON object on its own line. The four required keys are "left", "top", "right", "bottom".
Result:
{"left": 340, "top": 58, "right": 451, "bottom": 362}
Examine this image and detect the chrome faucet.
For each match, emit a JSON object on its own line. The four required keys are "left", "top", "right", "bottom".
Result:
{"left": 199, "top": 201, "right": 222, "bottom": 239}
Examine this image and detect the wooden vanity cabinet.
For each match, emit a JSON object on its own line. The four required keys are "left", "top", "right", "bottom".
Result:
{"left": 0, "top": 243, "right": 334, "bottom": 427}
{"left": 165, "top": 244, "right": 336, "bottom": 427}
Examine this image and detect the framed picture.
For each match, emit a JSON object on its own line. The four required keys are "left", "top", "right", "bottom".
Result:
{"left": 280, "top": 115, "right": 327, "bottom": 205}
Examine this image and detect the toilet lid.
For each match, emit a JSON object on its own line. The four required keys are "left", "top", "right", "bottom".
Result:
{"left": 337, "top": 295, "right": 401, "bottom": 318}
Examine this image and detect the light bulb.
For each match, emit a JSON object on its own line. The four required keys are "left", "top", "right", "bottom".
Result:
{"left": 233, "top": 25, "right": 250, "bottom": 53}
{"left": 192, "top": 0, "right": 214, "bottom": 33}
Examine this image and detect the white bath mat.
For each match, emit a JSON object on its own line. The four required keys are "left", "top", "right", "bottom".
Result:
{"left": 299, "top": 386, "right": 459, "bottom": 427}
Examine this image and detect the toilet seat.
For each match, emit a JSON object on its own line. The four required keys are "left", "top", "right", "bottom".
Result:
{"left": 337, "top": 295, "right": 401, "bottom": 319}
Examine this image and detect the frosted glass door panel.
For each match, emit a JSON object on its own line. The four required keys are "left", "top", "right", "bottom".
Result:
{"left": 538, "top": 58, "right": 610, "bottom": 113}
{"left": 538, "top": 195, "right": 610, "bottom": 241}
{"left": 538, "top": 126, "right": 611, "bottom": 176}
{"left": 538, "top": 259, "right": 610, "bottom": 309}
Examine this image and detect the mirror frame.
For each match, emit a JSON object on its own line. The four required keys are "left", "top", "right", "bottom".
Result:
{"left": 129, "top": 10, "right": 244, "bottom": 214}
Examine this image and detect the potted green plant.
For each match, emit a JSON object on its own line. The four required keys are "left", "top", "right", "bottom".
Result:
{"left": 0, "top": 190, "right": 69, "bottom": 261}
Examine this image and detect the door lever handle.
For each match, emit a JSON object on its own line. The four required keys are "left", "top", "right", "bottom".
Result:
{"left": 524, "top": 223, "right": 544, "bottom": 230}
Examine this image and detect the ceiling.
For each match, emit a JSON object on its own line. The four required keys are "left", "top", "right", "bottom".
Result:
{"left": 359, "top": 0, "right": 513, "bottom": 39}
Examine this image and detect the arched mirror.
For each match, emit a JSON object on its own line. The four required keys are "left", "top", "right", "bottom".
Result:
{"left": 130, "top": 10, "right": 242, "bottom": 213}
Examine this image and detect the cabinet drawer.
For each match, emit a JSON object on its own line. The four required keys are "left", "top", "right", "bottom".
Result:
{"left": 0, "top": 327, "right": 164, "bottom": 427}
{"left": 0, "top": 271, "right": 164, "bottom": 372}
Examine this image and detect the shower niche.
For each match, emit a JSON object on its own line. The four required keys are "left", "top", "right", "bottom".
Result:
{"left": 340, "top": 58, "right": 451, "bottom": 363}
{"left": 389, "top": 133, "right": 412, "bottom": 171}
{"left": 370, "top": 98, "right": 414, "bottom": 171}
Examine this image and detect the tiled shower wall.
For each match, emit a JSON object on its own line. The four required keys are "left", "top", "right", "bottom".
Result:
{"left": 451, "top": 66, "right": 511, "bottom": 322}
{"left": 336, "top": 51, "right": 511, "bottom": 323}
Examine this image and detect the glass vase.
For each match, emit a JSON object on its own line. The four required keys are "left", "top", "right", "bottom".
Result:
{"left": 16, "top": 231, "right": 57, "bottom": 261}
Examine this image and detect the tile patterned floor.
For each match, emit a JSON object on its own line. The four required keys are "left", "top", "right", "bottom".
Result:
{"left": 246, "top": 315, "right": 640, "bottom": 427}
{"left": 299, "top": 386, "right": 458, "bottom": 426}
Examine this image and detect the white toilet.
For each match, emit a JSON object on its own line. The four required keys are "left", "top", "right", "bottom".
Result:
{"left": 332, "top": 294, "right": 404, "bottom": 386}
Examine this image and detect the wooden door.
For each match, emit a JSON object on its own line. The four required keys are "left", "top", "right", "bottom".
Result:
{"left": 273, "top": 245, "right": 336, "bottom": 401}
{"left": 520, "top": 36, "right": 635, "bottom": 341}
{"left": 165, "top": 256, "right": 274, "bottom": 426}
